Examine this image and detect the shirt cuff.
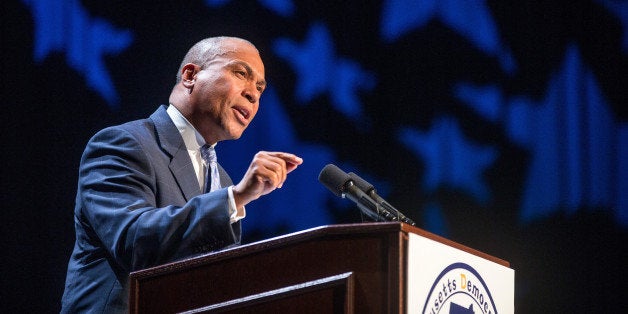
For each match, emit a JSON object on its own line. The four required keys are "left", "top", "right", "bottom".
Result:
{"left": 227, "top": 186, "right": 246, "bottom": 223}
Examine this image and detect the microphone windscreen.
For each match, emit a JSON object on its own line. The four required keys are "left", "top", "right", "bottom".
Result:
{"left": 318, "top": 164, "right": 351, "bottom": 197}
{"left": 348, "top": 172, "right": 375, "bottom": 193}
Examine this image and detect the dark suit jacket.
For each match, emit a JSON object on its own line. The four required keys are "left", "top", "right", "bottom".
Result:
{"left": 61, "top": 106, "right": 241, "bottom": 313}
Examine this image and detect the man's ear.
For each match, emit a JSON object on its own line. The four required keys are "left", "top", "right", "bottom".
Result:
{"left": 181, "top": 63, "right": 198, "bottom": 89}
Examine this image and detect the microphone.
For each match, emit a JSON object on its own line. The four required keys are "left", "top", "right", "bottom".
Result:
{"left": 348, "top": 171, "right": 416, "bottom": 226}
{"left": 318, "top": 164, "right": 398, "bottom": 222}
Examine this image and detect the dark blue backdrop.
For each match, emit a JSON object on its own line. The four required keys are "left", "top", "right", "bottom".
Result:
{"left": 3, "top": 0, "right": 627, "bottom": 312}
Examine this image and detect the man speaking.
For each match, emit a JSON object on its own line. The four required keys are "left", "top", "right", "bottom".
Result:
{"left": 61, "top": 36, "right": 303, "bottom": 313}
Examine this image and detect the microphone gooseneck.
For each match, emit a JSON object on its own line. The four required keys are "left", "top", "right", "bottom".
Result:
{"left": 348, "top": 172, "right": 416, "bottom": 226}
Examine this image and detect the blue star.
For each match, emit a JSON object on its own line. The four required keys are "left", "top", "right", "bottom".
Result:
{"left": 380, "top": 0, "right": 516, "bottom": 73}
{"left": 273, "top": 22, "right": 376, "bottom": 123}
{"left": 205, "top": 0, "right": 295, "bottom": 17}
{"left": 454, "top": 83, "right": 503, "bottom": 123}
{"left": 399, "top": 118, "right": 497, "bottom": 203}
{"left": 22, "top": 0, "right": 133, "bottom": 109}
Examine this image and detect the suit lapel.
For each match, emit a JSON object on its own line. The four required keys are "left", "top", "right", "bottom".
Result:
{"left": 150, "top": 106, "right": 201, "bottom": 201}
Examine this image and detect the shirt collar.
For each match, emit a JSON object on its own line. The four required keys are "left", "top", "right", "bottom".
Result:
{"left": 166, "top": 104, "right": 216, "bottom": 151}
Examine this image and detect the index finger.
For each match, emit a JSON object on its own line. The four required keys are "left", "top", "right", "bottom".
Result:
{"left": 266, "top": 152, "right": 303, "bottom": 172}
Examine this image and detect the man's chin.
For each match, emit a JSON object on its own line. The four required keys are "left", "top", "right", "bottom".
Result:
{"left": 227, "top": 129, "right": 246, "bottom": 140}
{"left": 220, "top": 123, "right": 247, "bottom": 141}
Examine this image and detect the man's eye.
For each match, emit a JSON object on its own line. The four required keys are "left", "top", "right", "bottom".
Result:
{"left": 235, "top": 70, "right": 246, "bottom": 77}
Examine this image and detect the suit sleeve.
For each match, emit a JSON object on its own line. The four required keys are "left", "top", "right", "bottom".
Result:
{"left": 76, "top": 126, "right": 240, "bottom": 272}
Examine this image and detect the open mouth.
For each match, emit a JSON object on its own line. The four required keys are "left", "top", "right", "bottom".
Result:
{"left": 233, "top": 106, "right": 250, "bottom": 123}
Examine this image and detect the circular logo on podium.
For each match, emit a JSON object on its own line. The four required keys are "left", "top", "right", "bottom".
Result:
{"left": 421, "top": 262, "right": 498, "bottom": 314}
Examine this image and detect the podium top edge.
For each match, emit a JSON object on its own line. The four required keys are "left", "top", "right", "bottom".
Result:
{"left": 129, "top": 222, "right": 509, "bottom": 280}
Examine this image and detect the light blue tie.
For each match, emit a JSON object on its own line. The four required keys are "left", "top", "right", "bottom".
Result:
{"left": 200, "top": 144, "right": 221, "bottom": 193}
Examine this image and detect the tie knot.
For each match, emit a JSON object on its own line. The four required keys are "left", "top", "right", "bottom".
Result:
{"left": 200, "top": 144, "right": 217, "bottom": 164}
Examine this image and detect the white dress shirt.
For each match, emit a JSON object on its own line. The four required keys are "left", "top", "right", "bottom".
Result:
{"left": 166, "top": 104, "right": 245, "bottom": 223}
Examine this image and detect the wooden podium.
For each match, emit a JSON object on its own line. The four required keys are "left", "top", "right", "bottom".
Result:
{"left": 129, "top": 222, "right": 514, "bottom": 313}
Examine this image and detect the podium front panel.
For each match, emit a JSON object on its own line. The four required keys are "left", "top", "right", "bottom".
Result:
{"left": 406, "top": 233, "right": 515, "bottom": 314}
{"left": 130, "top": 224, "right": 404, "bottom": 313}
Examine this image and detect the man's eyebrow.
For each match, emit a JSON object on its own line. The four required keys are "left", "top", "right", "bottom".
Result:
{"left": 234, "top": 61, "right": 266, "bottom": 88}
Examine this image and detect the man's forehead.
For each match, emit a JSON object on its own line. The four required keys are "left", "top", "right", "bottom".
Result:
{"left": 205, "top": 49, "right": 263, "bottom": 67}
{"left": 219, "top": 39, "right": 258, "bottom": 55}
